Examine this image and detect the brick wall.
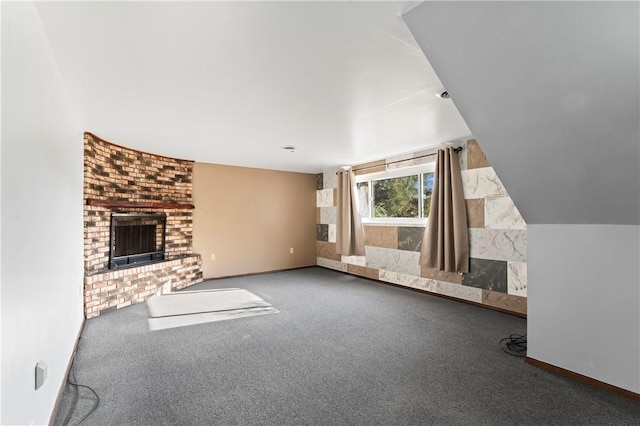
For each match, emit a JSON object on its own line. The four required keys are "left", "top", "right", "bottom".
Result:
{"left": 83, "top": 133, "right": 202, "bottom": 318}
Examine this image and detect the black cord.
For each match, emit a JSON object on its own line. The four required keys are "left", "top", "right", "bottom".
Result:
{"left": 61, "top": 339, "right": 100, "bottom": 426}
{"left": 500, "top": 333, "right": 527, "bottom": 357}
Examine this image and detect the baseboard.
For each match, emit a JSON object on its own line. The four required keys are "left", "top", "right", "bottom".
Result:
{"left": 203, "top": 265, "right": 316, "bottom": 281}
{"left": 525, "top": 357, "right": 640, "bottom": 403}
{"left": 49, "top": 318, "right": 86, "bottom": 426}
{"left": 316, "top": 266, "right": 527, "bottom": 319}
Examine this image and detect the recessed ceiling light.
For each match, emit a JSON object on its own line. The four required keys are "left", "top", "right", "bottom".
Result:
{"left": 436, "top": 90, "right": 450, "bottom": 99}
{"left": 281, "top": 145, "right": 296, "bottom": 152}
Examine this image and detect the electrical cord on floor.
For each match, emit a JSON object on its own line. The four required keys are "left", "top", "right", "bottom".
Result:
{"left": 500, "top": 333, "right": 527, "bottom": 357}
{"left": 61, "top": 339, "right": 100, "bottom": 426}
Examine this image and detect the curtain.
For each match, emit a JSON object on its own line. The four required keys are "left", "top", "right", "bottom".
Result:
{"left": 420, "top": 148, "right": 469, "bottom": 273}
{"left": 336, "top": 168, "right": 365, "bottom": 256}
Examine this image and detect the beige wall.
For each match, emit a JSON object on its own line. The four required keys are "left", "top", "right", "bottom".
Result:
{"left": 194, "top": 162, "right": 317, "bottom": 278}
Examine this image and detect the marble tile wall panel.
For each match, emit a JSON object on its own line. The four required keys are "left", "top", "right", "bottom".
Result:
{"left": 319, "top": 207, "right": 336, "bottom": 225}
{"left": 458, "top": 142, "right": 467, "bottom": 171}
{"left": 380, "top": 270, "right": 437, "bottom": 292}
{"left": 397, "top": 227, "right": 425, "bottom": 252}
{"left": 347, "top": 264, "right": 380, "bottom": 280}
{"left": 436, "top": 280, "right": 483, "bottom": 303}
{"left": 364, "top": 225, "right": 398, "bottom": 249}
{"left": 316, "top": 189, "right": 334, "bottom": 208}
{"left": 365, "top": 247, "right": 421, "bottom": 276}
{"left": 341, "top": 255, "right": 366, "bottom": 266}
{"left": 465, "top": 199, "right": 485, "bottom": 228}
{"left": 316, "top": 224, "right": 328, "bottom": 242}
{"left": 466, "top": 139, "right": 490, "bottom": 169}
{"left": 323, "top": 170, "right": 338, "bottom": 190}
{"left": 507, "top": 262, "right": 527, "bottom": 296}
{"left": 485, "top": 196, "right": 526, "bottom": 230}
{"left": 469, "top": 229, "right": 526, "bottom": 262}
{"left": 328, "top": 224, "right": 336, "bottom": 243}
{"left": 461, "top": 167, "right": 507, "bottom": 200}
{"left": 317, "top": 241, "right": 341, "bottom": 261}
{"left": 420, "top": 265, "right": 463, "bottom": 284}
{"left": 482, "top": 290, "right": 527, "bottom": 315}
{"left": 316, "top": 173, "right": 324, "bottom": 190}
{"left": 317, "top": 257, "right": 348, "bottom": 272}
{"left": 462, "top": 258, "right": 507, "bottom": 293}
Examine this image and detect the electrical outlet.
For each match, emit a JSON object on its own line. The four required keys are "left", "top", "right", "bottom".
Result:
{"left": 210, "top": 253, "right": 216, "bottom": 261}
{"left": 290, "top": 248, "right": 294, "bottom": 254}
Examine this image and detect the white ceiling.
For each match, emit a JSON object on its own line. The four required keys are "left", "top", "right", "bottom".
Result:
{"left": 35, "top": 1, "right": 471, "bottom": 173}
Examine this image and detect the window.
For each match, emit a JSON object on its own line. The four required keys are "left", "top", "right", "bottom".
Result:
{"left": 356, "top": 164, "right": 435, "bottom": 225}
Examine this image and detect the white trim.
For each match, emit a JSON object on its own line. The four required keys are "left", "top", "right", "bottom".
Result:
{"left": 355, "top": 162, "right": 435, "bottom": 183}
{"left": 362, "top": 218, "right": 428, "bottom": 227}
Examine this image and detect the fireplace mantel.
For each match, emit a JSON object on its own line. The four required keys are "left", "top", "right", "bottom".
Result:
{"left": 86, "top": 199, "right": 195, "bottom": 210}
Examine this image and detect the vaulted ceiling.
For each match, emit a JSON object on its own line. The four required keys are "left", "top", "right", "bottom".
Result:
{"left": 35, "top": 1, "right": 471, "bottom": 173}
{"left": 404, "top": 1, "right": 639, "bottom": 224}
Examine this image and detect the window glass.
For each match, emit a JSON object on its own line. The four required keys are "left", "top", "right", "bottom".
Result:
{"left": 356, "top": 182, "right": 370, "bottom": 218}
{"left": 423, "top": 172, "right": 434, "bottom": 217}
{"left": 372, "top": 175, "right": 419, "bottom": 218}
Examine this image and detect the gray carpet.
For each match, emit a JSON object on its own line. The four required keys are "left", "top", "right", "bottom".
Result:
{"left": 54, "top": 267, "right": 640, "bottom": 425}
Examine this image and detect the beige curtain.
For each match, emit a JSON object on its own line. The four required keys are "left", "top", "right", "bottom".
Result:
{"left": 420, "top": 148, "right": 469, "bottom": 273}
{"left": 336, "top": 169, "right": 365, "bottom": 256}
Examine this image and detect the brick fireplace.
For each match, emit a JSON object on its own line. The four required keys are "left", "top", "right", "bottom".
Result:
{"left": 83, "top": 133, "right": 202, "bottom": 318}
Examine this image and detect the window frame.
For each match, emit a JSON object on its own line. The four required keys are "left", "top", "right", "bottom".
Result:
{"left": 355, "top": 162, "right": 436, "bottom": 226}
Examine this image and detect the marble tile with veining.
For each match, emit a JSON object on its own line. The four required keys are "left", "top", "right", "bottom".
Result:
{"left": 319, "top": 207, "right": 336, "bottom": 225}
{"left": 365, "top": 247, "right": 421, "bottom": 276}
{"left": 328, "top": 224, "right": 336, "bottom": 243}
{"left": 461, "top": 167, "right": 507, "bottom": 200}
{"left": 507, "top": 262, "right": 527, "bottom": 297}
{"left": 465, "top": 199, "right": 485, "bottom": 228}
{"left": 317, "top": 257, "right": 347, "bottom": 272}
{"left": 341, "top": 255, "right": 366, "bottom": 266}
{"left": 347, "top": 264, "right": 380, "bottom": 280}
{"left": 398, "top": 227, "right": 425, "bottom": 252}
{"left": 316, "top": 224, "right": 328, "bottom": 242}
{"left": 364, "top": 225, "right": 398, "bottom": 249}
{"left": 316, "top": 189, "right": 334, "bottom": 208}
{"left": 462, "top": 258, "right": 507, "bottom": 293}
{"left": 436, "top": 280, "right": 483, "bottom": 303}
{"left": 457, "top": 142, "right": 468, "bottom": 171}
{"left": 323, "top": 169, "right": 338, "bottom": 190}
{"left": 380, "top": 270, "right": 437, "bottom": 292}
{"left": 466, "top": 139, "right": 490, "bottom": 170}
{"left": 316, "top": 173, "right": 324, "bottom": 190}
{"left": 469, "top": 229, "right": 527, "bottom": 262}
{"left": 485, "top": 196, "right": 526, "bottom": 230}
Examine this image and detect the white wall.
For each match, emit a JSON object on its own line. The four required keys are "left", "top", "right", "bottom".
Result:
{"left": 404, "top": 1, "right": 640, "bottom": 394}
{"left": 528, "top": 225, "right": 640, "bottom": 392}
{"left": 1, "top": 2, "right": 85, "bottom": 424}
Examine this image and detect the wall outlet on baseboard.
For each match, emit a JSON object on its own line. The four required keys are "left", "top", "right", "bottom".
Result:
{"left": 289, "top": 248, "right": 294, "bottom": 254}
{"left": 210, "top": 253, "right": 216, "bottom": 261}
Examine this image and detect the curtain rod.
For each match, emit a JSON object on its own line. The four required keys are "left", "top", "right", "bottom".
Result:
{"left": 339, "top": 146, "right": 463, "bottom": 175}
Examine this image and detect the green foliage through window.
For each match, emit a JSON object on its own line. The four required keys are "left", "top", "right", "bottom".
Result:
{"left": 357, "top": 171, "right": 434, "bottom": 220}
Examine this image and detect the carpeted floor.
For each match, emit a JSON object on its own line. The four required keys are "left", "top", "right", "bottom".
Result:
{"left": 54, "top": 267, "right": 640, "bottom": 425}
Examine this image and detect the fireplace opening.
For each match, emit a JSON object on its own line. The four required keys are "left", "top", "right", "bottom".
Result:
{"left": 110, "top": 212, "right": 166, "bottom": 269}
